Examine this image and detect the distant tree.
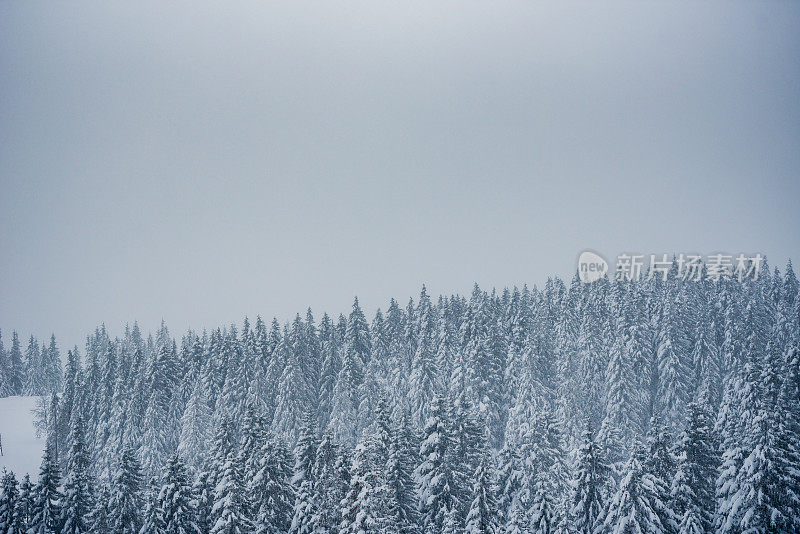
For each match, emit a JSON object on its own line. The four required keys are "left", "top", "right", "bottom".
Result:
{"left": 0, "top": 470, "right": 20, "bottom": 533}
{"left": 108, "top": 446, "right": 144, "bottom": 534}
{"left": 464, "top": 460, "right": 497, "bottom": 534}
{"left": 159, "top": 454, "right": 198, "bottom": 534}
{"left": 601, "top": 452, "right": 671, "bottom": 534}
{"left": 29, "top": 443, "right": 62, "bottom": 534}
{"left": 416, "top": 395, "right": 456, "bottom": 534}
{"left": 61, "top": 415, "right": 94, "bottom": 534}
{"left": 570, "top": 422, "right": 610, "bottom": 534}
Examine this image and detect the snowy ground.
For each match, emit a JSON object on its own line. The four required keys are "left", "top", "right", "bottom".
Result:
{"left": 0, "top": 396, "right": 45, "bottom": 479}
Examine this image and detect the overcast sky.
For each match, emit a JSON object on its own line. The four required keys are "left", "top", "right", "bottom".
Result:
{"left": 1, "top": 1, "right": 799, "bottom": 351}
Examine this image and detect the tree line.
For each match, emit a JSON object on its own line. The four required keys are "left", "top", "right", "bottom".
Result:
{"left": 0, "top": 258, "right": 798, "bottom": 533}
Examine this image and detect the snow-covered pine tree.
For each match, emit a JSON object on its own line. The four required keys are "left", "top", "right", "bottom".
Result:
{"left": 61, "top": 415, "right": 94, "bottom": 534}
{"left": 340, "top": 433, "right": 397, "bottom": 534}
{"left": 24, "top": 336, "right": 44, "bottom": 396}
{"left": 600, "top": 450, "right": 671, "bottom": 534}
{"left": 273, "top": 324, "right": 311, "bottom": 443}
{"left": 569, "top": 421, "right": 610, "bottom": 534}
{"left": 724, "top": 342, "right": 798, "bottom": 534}
{"left": 108, "top": 446, "right": 144, "bottom": 534}
{"left": 671, "top": 401, "right": 717, "bottom": 534}
{"left": 309, "top": 431, "right": 348, "bottom": 534}
{"left": 416, "top": 394, "right": 456, "bottom": 534}
{"left": 210, "top": 438, "right": 250, "bottom": 534}
{"left": 88, "top": 483, "right": 111, "bottom": 534}
{"left": 193, "top": 470, "right": 215, "bottom": 534}
{"left": 463, "top": 459, "right": 497, "bottom": 534}
{"left": 598, "top": 285, "right": 642, "bottom": 467}
{"left": 7, "top": 331, "right": 24, "bottom": 395}
{"left": 777, "top": 346, "right": 800, "bottom": 531}
{"left": 0, "top": 470, "right": 20, "bottom": 533}
{"left": 139, "top": 478, "right": 164, "bottom": 534}
{"left": 409, "top": 286, "right": 439, "bottom": 429}
{"left": 328, "top": 297, "right": 371, "bottom": 446}
{"left": 15, "top": 474, "right": 33, "bottom": 533}
{"left": 450, "top": 394, "right": 488, "bottom": 523}
{"left": 29, "top": 443, "right": 62, "bottom": 534}
{"left": 238, "top": 404, "right": 269, "bottom": 521}
{"left": 159, "top": 454, "right": 198, "bottom": 534}
{"left": 643, "top": 416, "right": 678, "bottom": 533}
{"left": 290, "top": 414, "right": 319, "bottom": 534}
{"left": 386, "top": 412, "right": 420, "bottom": 534}
{"left": 0, "top": 330, "right": 8, "bottom": 397}
{"left": 178, "top": 376, "right": 213, "bottom": 472}
{"left": 496, "top": 443, "right": 526, "bottom": 534}
{"left": 141, "top": 331, "right": 180, "bottom": 478}
{"left": 528, "top": 473, "right": 554, "bottom": 534}
{"left": 317, "top": 313, "right": 341, "bottom": 431}
{"left": 251, "top": 431, "right": 294, "bottom": 534}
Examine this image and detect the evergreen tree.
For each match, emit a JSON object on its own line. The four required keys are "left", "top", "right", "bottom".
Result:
{"left": 29, "top": 443, "right": 62, "bottom": 534}
{"left": 408, "top": 286, "right": 439, "bottom": 428}
{"left": 671, "top": 402, "right": 717, "bottom": 534}
{"left": 570, "top": 422, "right": 610, "bottom": 534}
{"left": 210, "top": 444, "right": 250, "bottom": 534}
{"left": 643, "top": 416, "right": 678, "bottom": 533}
{"left": 601, "top": 452, "right": 671, "bottom": 534}
{"left": 0, "top": 330, "right": 8, "bottom": 397}
{"left": 463, "top": 460, "right": 497, "bottom": 534}
{"left": 341, "top": 434, "right": 396, "bottom": 534}
{"left": 416, "top": 395, "right": 456, "bottom": 534}
{"left": 178, "top": 377, "right": 212, "bottom": 472}
{"left": 108, "top": 446, "right": 144, "bottom": 534}
{"left": 290, "top": 415, "right": 318, "bottom": 534}
{"left": 89, "top": 483, "right": 111, "bottom": 534}
{"left": 386, "top": 413, "right": 420, "bottom": 534}
{"left": 309, "top": 432, "right": 347, "bottom": 534}
{"left": 61, "top": 415, "right": 94, "bottom": 534}
{"left": 0, "top": 470, "right": 20, "bottom": 534}
{"left": 24, "top": 336, "right": 44, "bottom": 396}
{"left": 251, "top": 432, "right": 294, "bottom": 534}
{"left": 159, "top": 454, "right": 198, "bottom": 534}
{"left": 528, "top": 474, "right": 554, "bottom": 534}
{"left": 15, "top": 474, "right": 33, "bottom": 534}
{"left": 193, "top": 470, "right": 215, "bottom": 534}
{"left": 328, "top": 298, "right": 372, "bottom": 446}
{"left": 8, "top": 332, "right": 23, "bottom": 395}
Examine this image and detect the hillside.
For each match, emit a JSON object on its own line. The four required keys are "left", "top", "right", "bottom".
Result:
{"left": 0, "top": 396, "right": 45, "bottom": 479}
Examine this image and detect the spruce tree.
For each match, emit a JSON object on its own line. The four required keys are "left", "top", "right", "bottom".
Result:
{"left": 463, "top": 460, "right": 497, "bottom": 534}
{"left": 528, "top": 474, "right": 554, "bottom": 534}
{"left": 61, "top": 415, "right": 94, "bottom": 534}
{"left": 210, "top": 444, "right": 250, "bottom": 534}
{"left": 0, "top": 470, "right": 20, "bottom": 533}
{"left": 108, "top": 446, "right": 144, "bottom": 534}
{"left": 570, "top": 422, "right": 610, "bottom": 534}
{"left": 29, "top": 443, "right": 62, "bottom": 534}
{"left": 15, "top": 474, "right": 33, "bottom": 533}
{"left": 251, "top": 432, "right": 294, "bottom": 534}
{"left": 309, "top": 432, "right": 347, "bottom": 534}
{"left": 671, "top": 402, "right": 717, "bottom": 534}
{"left": 386, "top": 413, "right": 420, "bottom": 534}
{"left": 601, "top": 452, "right": 670, "bottom": 534}
{"left": 341, "top": 434, "right": 396, "bottom": 534}
{"left": 290, "top": 415, "right": 318, "bottom": 534}
{"left": 159, "top": 454, "right": 198, "bottom": 534}
{"left": 416, "top": 395, "right": 455, "bottom": 534}
{"left": 8, "top": 332, "right": 23, "bottom": 395}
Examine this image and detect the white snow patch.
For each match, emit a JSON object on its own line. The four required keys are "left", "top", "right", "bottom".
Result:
{"left": 0, "top": 396, "right": 45, "bottom": 479}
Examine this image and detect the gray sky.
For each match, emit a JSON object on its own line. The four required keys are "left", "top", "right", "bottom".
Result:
{"left": 2, "top": 1, "right": 799, "bottom": 351}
